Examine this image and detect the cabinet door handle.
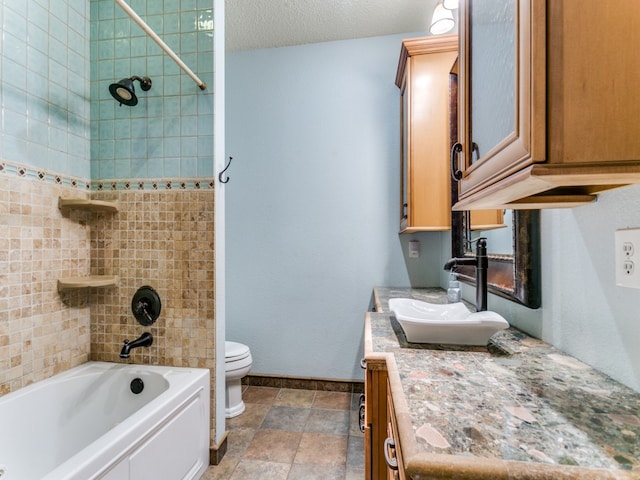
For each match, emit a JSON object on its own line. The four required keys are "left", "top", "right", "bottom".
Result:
{"left": 450, "top": 142, "right": 463, "bottom": 181}
{"left": 360, "top": 358, "right": 367, "bottom": 369}
{"left": 384, "top": 437, "right": 399, "bottom": 470}
{"left": 358, "top": 393, "right": 365, "bottom": 432}
{"left": 402, "top": 203, "right": 408, "bottom": 219}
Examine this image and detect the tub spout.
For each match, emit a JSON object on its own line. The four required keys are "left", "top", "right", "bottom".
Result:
{"left": 120, "top": 332, "right": 153, "bottom": 359}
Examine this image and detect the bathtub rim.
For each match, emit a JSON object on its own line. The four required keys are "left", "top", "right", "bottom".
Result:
{"left": 0, "top": 361, "right": 211, "bottom": 480}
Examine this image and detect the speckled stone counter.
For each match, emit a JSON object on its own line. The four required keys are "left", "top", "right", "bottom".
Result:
{"left": 366, "top": 287, "right": 639, "bottom": 479}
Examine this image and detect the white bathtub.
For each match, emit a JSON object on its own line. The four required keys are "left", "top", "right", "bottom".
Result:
{"left": 0, "top": 362, "right": 210, "bottom": 480}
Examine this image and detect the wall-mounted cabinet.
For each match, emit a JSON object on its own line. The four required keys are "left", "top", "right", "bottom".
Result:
{"left": 396, "top": 35, "right": 458, "bottom": 233}
{"left": 449, "top": 58, "right": 506, "bottom": 233}
{"left": 453, "top": 0, "right": 640, "bottom": 210}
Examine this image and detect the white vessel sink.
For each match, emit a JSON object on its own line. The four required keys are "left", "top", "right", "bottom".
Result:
{"left": 388, "top": 298, "right": 509, "bottom": 346}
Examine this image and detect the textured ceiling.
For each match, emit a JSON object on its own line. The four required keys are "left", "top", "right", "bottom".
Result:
{"left": 225, "top": 0, "right": 441, "bottom": 51}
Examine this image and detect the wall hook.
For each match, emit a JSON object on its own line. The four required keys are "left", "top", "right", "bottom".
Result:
{"left": 219, "top": 156, "right": 233, "bottom": 184}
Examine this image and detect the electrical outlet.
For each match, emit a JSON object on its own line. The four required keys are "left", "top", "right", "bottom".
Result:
{"left": 408, "top": 240, "right": 420, "bottom": 258}
{"left": 623, "top": 260, "right": 635, "bottom": 275}
{"left": 615, "top": 228, "right": 640, "bottom": 288}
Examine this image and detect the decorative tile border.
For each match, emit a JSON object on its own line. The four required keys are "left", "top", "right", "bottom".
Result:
{"left": 0, "top": 160, "right": 90, "bottom": 190}
{"left": 0, "top": 159, "right": 214, "bottom": 191}
{"left": 92, "top": 179, "right": 215, "bottom": 191}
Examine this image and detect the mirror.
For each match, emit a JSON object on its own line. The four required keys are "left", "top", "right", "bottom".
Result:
{"left": 449, "top": 59, "right": 541, "bottom": 309}
{"left": 451, "top": 209, "right": 541, "bottom": 308}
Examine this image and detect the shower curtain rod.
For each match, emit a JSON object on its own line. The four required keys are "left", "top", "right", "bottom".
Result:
{"left": 114, "top": 0, "right": 207, "bottom": 90}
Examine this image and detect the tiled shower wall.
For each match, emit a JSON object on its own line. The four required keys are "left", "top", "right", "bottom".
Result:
{"left": 1, "top": 0, "right": 218, "bottom": 449}
{"left": 90, "top": 0, "right": 214, "bottom": 180}
{"left": 90, "top": 0, "right": 217, "bottom": 447}
{"left": 0, "top": 0, "right": 93, "bottom": 394}
{"left": 0, "top": 0, "right": 92, "bottom": 178}
{"left": 89, "top": 187, "right": 217, "bottom": 449}
{"left": 0, "top": 175, "right": 92, "bottom": 395}
{"left": 89, "top": 189, "right": 214, "bottom": 370}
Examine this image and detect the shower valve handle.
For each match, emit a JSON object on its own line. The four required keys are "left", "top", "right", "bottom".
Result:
{"left": 134, "top": 301, "right": 154, "bottom": 324}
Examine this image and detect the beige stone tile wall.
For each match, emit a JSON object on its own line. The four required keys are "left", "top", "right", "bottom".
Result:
{"left": 0, "top": 175, "right": 92, "bottom": 396}
{"left": 89, "top": 189, "right": 215, "bottom": 365}
{"left": 90, "top": 189, "right": 216, "bottom": 440}
{"left": 0, "top": 181, "right": 217, "bottom": 446}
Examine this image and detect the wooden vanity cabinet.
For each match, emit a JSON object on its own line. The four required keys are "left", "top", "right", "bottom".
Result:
{"left": 365, "top": 358, "right": 408, "bottom": 480}
{"left": 364, "top": 358, "right": 389, "bottom": 479}
{"left": 454, "top": 0, "right": 640, "bottom": 210}
{"left": 397, "top": 35, "right": 458, "bottom": 233}
{"left": 386, "top": 382, "right": 407, "bottom": 480}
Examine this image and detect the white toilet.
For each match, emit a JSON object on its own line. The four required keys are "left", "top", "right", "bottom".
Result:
{"left": 224, "top": 341, "right": 252, "bottom": 418}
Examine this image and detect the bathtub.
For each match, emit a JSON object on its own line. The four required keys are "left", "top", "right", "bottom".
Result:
{"left": 0, "top": 362, "right": 210, "bottom": 480}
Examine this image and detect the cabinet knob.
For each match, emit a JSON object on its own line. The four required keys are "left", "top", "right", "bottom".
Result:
{"left": 384, "top": 437, "right": 399, "bottom": 470}
{"left": 450, "top": 142, "right": 463, "bottom": 181}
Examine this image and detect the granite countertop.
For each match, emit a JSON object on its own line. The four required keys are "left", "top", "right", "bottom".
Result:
{"left": 366, "top": 287, "right": 639, "bottom": 479}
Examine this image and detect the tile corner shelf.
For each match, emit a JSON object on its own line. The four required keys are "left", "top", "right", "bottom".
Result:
{"left": 57, "top": 275, "right": 119, "bottom": 291}
{"left": 58, "top": 197, "right": 119, "bottom": 213}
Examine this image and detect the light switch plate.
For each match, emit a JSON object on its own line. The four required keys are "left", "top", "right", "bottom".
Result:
{"left": 615, "top": 228, "right": 640, "bottom": 288}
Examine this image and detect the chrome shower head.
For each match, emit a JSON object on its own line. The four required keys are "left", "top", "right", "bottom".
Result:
{"left": 108, "top": 76, "right": 152, "bottom": 106}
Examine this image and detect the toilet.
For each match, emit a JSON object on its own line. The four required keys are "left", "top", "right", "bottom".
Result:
{"left": 224, "top": 341, "right": 253, "bottom": 418}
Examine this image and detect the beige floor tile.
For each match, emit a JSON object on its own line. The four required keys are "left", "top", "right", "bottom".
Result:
{"left": 261, "top": 405, "right": 311, "bottom": 431}
{"left": 226, "top": 403, "right": 270, "bottom": 429}
{"left": 225, "top": 427, "right": 256, "bottom": 458}
{"left": 345, "top": 468, "right": 366, "bottom": 480}
{"left": 293, "top": 432, "right": 348, "bottom": 466}
{"left": 242, "top": 386, "right": 280, "bottom": 404}
{"left": 312, "top": 391, "right": 352, "bottom": 410}
{"left": 287, "top": 464, "right": 346, "bottom": 480}
{"left": 211, "top": 387, "right": 363, "bottom": 479}
{"left": 347, "top": 435, "right": 365, "bottom": 470}
{"left": 229, "top": 459, "right": 290, "bottom": 480}
{"left": 202, "top": 456, "right": 239, "bottom": 480}
{"left": 304, "top": 409, "right": 350, "bottom": 435}
{"left": 274, "top": 388, "right": 316, "bottom": 407}
{"left": 243, "top": 429, "right": 302, "bottom": 464}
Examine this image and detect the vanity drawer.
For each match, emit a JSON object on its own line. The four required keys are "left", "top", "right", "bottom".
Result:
{"left": 385, "top": 381, "right": 407, "bottom": 480}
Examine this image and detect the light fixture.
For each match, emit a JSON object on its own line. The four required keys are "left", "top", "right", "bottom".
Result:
{"left": 442, "top": 0, "right": 459, "bottom": 10}
{"left": 430, "top": 3, "right": 455, "bottom": 35}
{"left": 108, "top": 76, "right": 152, "bottom": 106}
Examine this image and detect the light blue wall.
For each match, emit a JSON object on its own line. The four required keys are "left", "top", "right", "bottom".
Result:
{"left": 90, "top": 0, "right": 214, "bottom": 181}
{"left": 0, "top": 0, "right": 91, "bottom": 179}
{"left": 440, "top": 187, "right": 640, "bottom": 392}
{"left": 226, "top": 33, "right": 443, "bottom": 381}
{"left": 227, "top": 31, "right": 640, "bottom": 390}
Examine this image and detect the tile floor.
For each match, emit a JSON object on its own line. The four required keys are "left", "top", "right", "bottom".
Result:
{"left": 202, "top": 386, "right": 365, "bottom": 480}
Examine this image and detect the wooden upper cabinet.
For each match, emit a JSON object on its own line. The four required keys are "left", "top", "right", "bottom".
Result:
{"left": 396, "top": 35, "right": 458, "bottom": 233}
{"left": 454, "top": 0, "right": 640, "bottom": 210}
